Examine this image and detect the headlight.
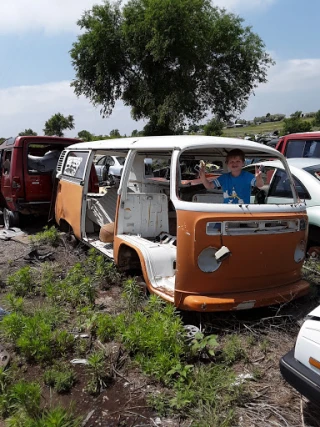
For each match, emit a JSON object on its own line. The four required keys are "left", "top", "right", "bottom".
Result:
{"left": 198, "top": 247, "right": 221, "bottom": 273}
{"left": 294, "top": 240, "right": 306, "bottom": 263}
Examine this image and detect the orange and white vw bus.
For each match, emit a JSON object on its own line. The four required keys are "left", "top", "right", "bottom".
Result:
{"left": 54, "top": 136, "right": 309, "bottom": 312}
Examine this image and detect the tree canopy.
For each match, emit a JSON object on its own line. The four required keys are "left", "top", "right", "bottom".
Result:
{"left": 70, "top": 0, "right": 273, "bottom": 135}
{"left": 43, "top": 113, "right": 75, "bottom": 137}
{"left": 18, "top": 129, "right": 38, "bottom": 136}
{"left": 312, "top": 110, "right": 320, "bottom": 127}
{"left": 283, "top": 117, "right": 312, "bottom": 134}
{"left": 78, "top": 130, "right": 94, "bottom": 141}
{"left": 204, "top": 118, "right": 224, "bottom": 136}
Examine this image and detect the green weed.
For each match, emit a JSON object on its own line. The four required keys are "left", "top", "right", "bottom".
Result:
{"left": 30, "top": 226, "right": 60, "bottom": 247}
{"left": 5, "top": 293, "right": 24, "bottom": 313}
{"left": 190, "top": 332, "right": 219, "bottom": 358}
{"left": 222, "top": 335, "right": 248, "bottom": 365}
{"left": 121, "top": 277, "right": 146, "bottom": 314}
{"left": 44, "top": 366, "right": 76, "bottom": 393}
{"left": 117, "top": 295, "right": 186, "bottom": 382}
{"left": 37, "top": 406, "right": 82, "bottom": 427}
{"left": 5, "top": 405, "right": 82, "bottom": 427}
{"left": 86, "top": 351, "right": 111, "bottom": 395}
{"left": 0, "top": 312, "right": 27, "bottom": 341}
{"left": 86, "top": 248, "right": 122, "bottom": 287}
{"left": 149, "top": 364, "right": 241, "bottom": 425}
{"left": 5, "top": 381, "right": 41, "bottom": 418}
{"left": 95, "top": 313, "right": 117, "bottom": 343}
{"left": 6, "top": 266, "right": 35, "bottom": 297}
{"left": 259, "top": 338, "right": 269, "bottom": 355}
{"left": 1, "top": 310, "right": 74, "bottom": 363}
{"left": 61, "top": 263, "right": 97, "bottom": 307}
{"left": 38, "top": 262, "right": 60, "bottom": 299}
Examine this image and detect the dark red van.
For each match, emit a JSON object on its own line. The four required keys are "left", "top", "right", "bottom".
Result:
{"left": 0, "top": 136, "right": 82, "bottom": 228}
{"left": 276, "top": 132, "right": 320, "bottom": 158}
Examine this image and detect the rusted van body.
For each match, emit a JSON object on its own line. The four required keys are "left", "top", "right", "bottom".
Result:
{"left": 55, "top": 136, "right": 309, "bottom": 312}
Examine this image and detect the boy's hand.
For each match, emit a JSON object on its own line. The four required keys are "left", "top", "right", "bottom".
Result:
{"left": 199, "top": 160, "right": 206, "bottom": 179}
{"left": 255, "top": 165, "right": 262, "bottom": 179}
{"left": 255, "top": 165, "right": 264, "bottom": 188}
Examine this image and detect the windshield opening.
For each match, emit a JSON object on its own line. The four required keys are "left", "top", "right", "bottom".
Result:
{"left": 176, "top": 148, "right": 298, "bottom": 205}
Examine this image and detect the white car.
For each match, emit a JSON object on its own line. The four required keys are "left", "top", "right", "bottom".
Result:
{"left": 244, "top": 158, "right": 320, "bottom": 246}
{"left": 94, "top": 155, "right": 125, "bottom": 184}
{"left": 280, "top": 304, "right": 320, "bottom": 404}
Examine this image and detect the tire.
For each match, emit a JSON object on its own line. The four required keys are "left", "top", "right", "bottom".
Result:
{"left": 3, "top": 208, "right": 20, "bottom": 230}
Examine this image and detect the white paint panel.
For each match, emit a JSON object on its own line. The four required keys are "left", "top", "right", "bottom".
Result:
{"left": 121, "top": 193, "right": 169, "bottom": 238}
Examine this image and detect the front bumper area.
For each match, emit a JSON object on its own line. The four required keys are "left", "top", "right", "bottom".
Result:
{"left": 176, "top": 279, "right": 309, "bottom": 312}
{"left": 280, "top": 349, "right": 320, "bottom": 404}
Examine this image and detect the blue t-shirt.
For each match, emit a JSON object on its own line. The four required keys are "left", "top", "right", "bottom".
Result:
{"left": 212, "top": 171, "right": 256, "bottom": 204}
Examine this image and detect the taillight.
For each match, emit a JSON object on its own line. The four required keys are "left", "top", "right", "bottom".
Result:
{"left": 12, "top": 177, "right": 21, "bottom": 189}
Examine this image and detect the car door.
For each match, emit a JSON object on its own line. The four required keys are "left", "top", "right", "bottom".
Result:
{"left": 55, "top": 150, "right": 93, "bottom": 239}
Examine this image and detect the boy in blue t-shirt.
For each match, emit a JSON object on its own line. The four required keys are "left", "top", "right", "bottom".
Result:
{"left": 199, "top": 149, "right": 264, "bottom": 204}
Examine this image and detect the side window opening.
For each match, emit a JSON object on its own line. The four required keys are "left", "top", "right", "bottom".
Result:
{"left": 63, "top": 151, "right": 89, "bottom": 180}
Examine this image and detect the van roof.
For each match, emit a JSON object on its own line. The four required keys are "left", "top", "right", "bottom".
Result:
{"left": 66, "top": 135, "right": 283, "bottom": 157}
{"left": 282, "top": 131, "right": 320, "bottom": 139}
{"left": 0, "top": 136, "right": 80, "bottom": 149}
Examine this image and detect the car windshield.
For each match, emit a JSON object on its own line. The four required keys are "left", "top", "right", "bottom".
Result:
{"left": 116, "top": 157, "right": 126, "bottom": 165}
{"left": 303, "top": 164, "right": 320, "bottom": 181}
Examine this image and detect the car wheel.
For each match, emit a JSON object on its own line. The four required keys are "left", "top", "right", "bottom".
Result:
{"left": 3, "top": 208, "right": 20, "bottom": 230}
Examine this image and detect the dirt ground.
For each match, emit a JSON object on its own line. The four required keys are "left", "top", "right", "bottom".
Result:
{"left": 1, "top": 217, "right": 320, "bottom": 426}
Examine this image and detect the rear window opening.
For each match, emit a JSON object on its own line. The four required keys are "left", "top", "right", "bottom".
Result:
{"left": 27, "top": 144, "right": 66, "bottom": 175}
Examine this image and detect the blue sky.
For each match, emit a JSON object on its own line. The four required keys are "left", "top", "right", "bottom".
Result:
{"left": 1, "top": 0, "right": 319, "bottom": 138}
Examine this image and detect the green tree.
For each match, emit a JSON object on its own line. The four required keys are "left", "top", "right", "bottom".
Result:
{"left": 204, "top": 118, "right": 224, "bottom": 136}
{"left": 70, "top": 0, "right": 273, "bottom": 135}
{"left": 290, "top": 111, "right": 302, "bottom": 119}
{"left": 18, "top": 128, "right": 38, "bottom": 136}
{"left": 78, "top": 130, "right": 94, "bottom": 141}
{"left": 0, "top": 138, "right": 5, "bottom": 144}
{"left": 110, "top": 129, "right": 121, "bottom": 138}
{"left": 283, "top": 117, "right": 312, "bottom": 134}
{"left": 312, "top": 110, "right": 320, "bottom": 127}
{"left": 43, "top": 113, "right": 75, "bottom": 137}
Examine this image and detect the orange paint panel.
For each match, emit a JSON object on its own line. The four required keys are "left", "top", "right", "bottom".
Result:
{"left": 55, "top": 180, "right": 83, "bottom": 239}
{"left": 175, "top": 209, "right": 308, "bottom": 296}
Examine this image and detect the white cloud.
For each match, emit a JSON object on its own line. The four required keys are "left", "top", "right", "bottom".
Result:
{"left": 242, "top": 58, "right": 320, "bottom": 119}
{"left": 0, "top": 0, "right": 105, "bottom": 34}
{"left": 213, "top": 0, "right": 276, "bottom": 12}
{"left": 1, "top": 56, "right": 320, "bottom": 138}
{"left": 0, "top": 81, "right": 146, "bottom": 138}
{"left": 0, "top": 0, "right": 277, "bottom": 34}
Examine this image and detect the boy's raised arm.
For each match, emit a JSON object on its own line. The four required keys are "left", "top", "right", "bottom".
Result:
{"left": 199, "top": 161, "right": 215, "bottom": 190}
